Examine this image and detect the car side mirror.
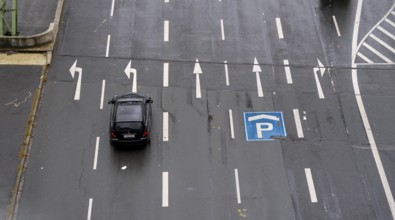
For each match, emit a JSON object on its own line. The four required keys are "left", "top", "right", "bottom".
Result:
{"left": 146, "top": 99, "right": 153, "bottom": 104}
{"left": 108, "top": 100, "right": 115, "bottom": 104}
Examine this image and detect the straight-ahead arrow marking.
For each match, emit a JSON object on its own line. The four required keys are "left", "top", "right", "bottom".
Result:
{"left": 69, "top": 60, "right": 82, "bottom": 100}
{"left": 317, "top": 58, "right": 325, "bottom": 77}
{"left": 194, "top": 59, "right": 202, "bottom": 98}
{"left": 253, "top": 57, "right": 263, "bottom": 97}
{"left": 313, "top": 67, "right": 325, "bottom": 99}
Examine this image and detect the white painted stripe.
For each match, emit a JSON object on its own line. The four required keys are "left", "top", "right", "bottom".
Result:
{"left": 378, "top": 26, "right": 395, "bottom": 41}
{"left": 93, "top": 137, "right": 100, "bottom": 170}
{"left": 293, "top": 109, "right": 304, "bottom": 138}
{"left": 357, "top": 52, "right": 374, "bottom": 64}
{"left": 164, "top": 20, "right": 169, "bottom": 42}
{"left": 370, "top": 34, "right": 395, "bottom": 54}
{"left": 283, "top": 60, "right": 293, "bottom": 84}
{"left": 234, "top": 169, "right": 241, "bottom": 204}
{"left": 229, "top": 109, "right": 235, "bottom": 139}
{"left": 163, "top": 112, "right": 169, "bottom": 141}
{"left": 352, "top": 1, "right": 395, "bottom": 217}
{"left": 87, "top": 198, "right": 93, "bottom": 220}
{"left": 73, "top": 68, "right": 82, "bottom": 101}
{"left": 162, "top": 172, "right": 169, "bottom": 207}
{"left": 163, "top": 63, "right": 169, "bottom": 87}
{"left": 221, "top": 19, "right": 225, "bottom": 40}
{"left": 332, "top": 15, "right": 341, "bottom": 37}
{"left": 313, "top": 68, "right": 325, "bottom": 99}
{"left": 196, "top": 74, "right": 201, "bottom": 98}
{"left": 165, "top": 0, "right": 169, "bottom": 2}
{"left": 304, "top": 168, "right": 318, "bottom": 203}
{"left": 392, "top": 11, "right": 395, "bottom": 16}
{"left": 224, "top": 61, "right": 229, "bottom": 86}
{"left": 110, "top": 0, "right": 115, "bottom": 17}
{"left": 100, "top": 80, "right": 105, "bottom": 110}
{"left": 256, "top": 72, "right": 264, "bottom": 97}
{"left": 385, "top": 18, "right": 395, "bottom": 28}
{"left": 106, "top": 35, "right": 111, "bottom": 57}
{"left": 363, "top": 42, "right": 393, "bottom": 63}
{"left": 276, "top": 18, "right": 284, "bottom": 39}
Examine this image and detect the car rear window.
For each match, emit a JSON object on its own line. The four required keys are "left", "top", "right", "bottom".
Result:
{"left": 116, "top": 102, "right": 143, "bottom": 122}
{"left": 116, "top": 122, "right": 143, "bottom": 130}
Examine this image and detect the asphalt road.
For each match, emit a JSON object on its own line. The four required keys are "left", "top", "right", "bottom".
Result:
{"left": 0, "top": 66, "right": 41, "bottom": 219}
{"left": 15, "top": 0, "right": 395, "bottom": 219}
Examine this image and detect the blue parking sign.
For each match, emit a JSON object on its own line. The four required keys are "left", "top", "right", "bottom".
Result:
{"left": 243, "top": 112, "right": 287, "bottom": 141}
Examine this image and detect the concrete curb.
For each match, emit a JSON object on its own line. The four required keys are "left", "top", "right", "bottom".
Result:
{"left": 0, "top": 0, "right": 64, "bottom": 51}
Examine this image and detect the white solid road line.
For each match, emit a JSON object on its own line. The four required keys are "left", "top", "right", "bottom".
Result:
{"left": 110, "top": 0, "right": 115, "bottom": 17}
{"left": 163, "top": 112, "right": 169, "bottom": 141}
{"left": 93, "top": 137, "right": 100, "bottom": 170}
{"left": 164, "top": 20, "right": 169, "bottom": 42}
{"left": 100, "top": 80, "right": 105, "bottom": 110}
{"left": 293, "top": 109, "right": 304, "bottom": 138}
{"left": 332, "top": 15, "right": 341, "bottom": 37}
{"left": 162, "top": 172, "right": 169, "bottom": 207}
{"left": 224, "top": 61, "right": 229, "bottom": 86}
{"left": 352, "top": 0, "right": 395, "bottom": 218}
{"left": 163, "top": 63, "right": 169, "bottom": 87}
{"left": 276, "top": 18, "right": 284, "bottom": 39}
{"left": 87, "top": 198, "right": 93, "bottom": 220}
{"left": 229, "top": 109, "right": 235, "bottom": 139}
{"left": 221, "top": 19, "right": 225, "bottom": 40}
{"left": 283, "top": 60, "right": 293, "bottom": 84}
{"left": 106, "top": 35, "right": 111, "bottom": 57}
{"left": 234, "top": 169, "right": 241, "bottom": 204}
{"left": 304, "top": 168, "right": 318, "bottom": 203}
{"left": 164, "top": 0, "right": 169, "bottom": 2}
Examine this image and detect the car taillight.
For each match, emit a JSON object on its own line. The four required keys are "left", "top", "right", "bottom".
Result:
{"left": 111, "top": 131, "right": 116, "bottom": 138}
{"left": 143, "top": 131, "right": 148, "bottom": 137}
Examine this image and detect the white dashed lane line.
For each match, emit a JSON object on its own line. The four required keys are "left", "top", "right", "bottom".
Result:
{"left": 275, "top": 18, "right": 284, "bottom": 39}
{"left": 283, "top": 60, "right": 293, "bottom": 84}
{"left": 224, "top": 61, "right": 229, "bottom": 86}
{"left": 163, "top": 112, "right": 169, "bottom": 142}
{"left": 162, "top": 172, "right": 169, "bottom": 207}
{"left": 229, "top": 109, "right": 235, "bottom": 139}
{"left": 110, "top": 0, "right": 115, "bottom": 17}
{"left": 234, "top": 169, "right": 241, "bottom": 204}
{"left": 163, "top": 63, "right": 169, "bottom": 87}
{"left": 304, "top": 168, "right": 318, "bottom": 203}
{"left": 93, "top": 137, "right": 100, "bottom": 170}
{"left": 87, "top": 198, "right": 93, "bottom": 220}
{"left": 332, "top": 15, "right": 341, "bottom": 37}
{"left": 220, "top": 19, "right": 225, "bottom": 40}
{"left": 105, "top": 35, "right": 111, "bottom": 57}
{"left": 293, "top": 109, "right": 304, "bottom": 138}
{"left": 100, "top": 80, "right": 105, "bottom": 110}
{"left": 164, "top": 20, "right": 169, "bottom": 42}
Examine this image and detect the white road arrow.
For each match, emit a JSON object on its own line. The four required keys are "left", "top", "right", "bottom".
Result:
{"left": 193, "top": 59, "right": 202, "bottom": 98}
{"left": 314, "top": 58, "right": 326, "bottom": 99}
{"left": 69, "top": 60, "right": 82, "bottom": 100}
{"left": 317, "top": 58, "right": 326, "bottom": 77}
{"left": 253, "top": 57, "right": 264, "bottom": 97}
{"left": 124, "top": 60, "right": 137, "bottom": 93}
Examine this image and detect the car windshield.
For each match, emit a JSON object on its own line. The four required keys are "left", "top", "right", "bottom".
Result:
{"left": 116, "top": 102, "right": 143, "bottom": 122}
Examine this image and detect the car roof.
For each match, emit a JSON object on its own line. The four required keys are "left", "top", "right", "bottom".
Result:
{"left": 115, "top": 102, "right": 143, "bottom": 122}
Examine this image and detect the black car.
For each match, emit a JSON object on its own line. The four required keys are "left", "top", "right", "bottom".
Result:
{"left": 108, "top": 93, "right": 153, "bottom": 147}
